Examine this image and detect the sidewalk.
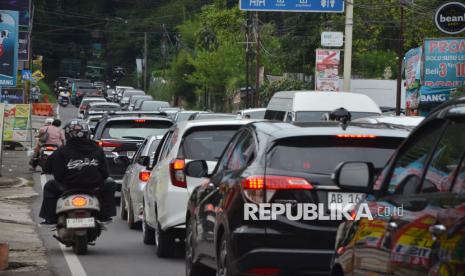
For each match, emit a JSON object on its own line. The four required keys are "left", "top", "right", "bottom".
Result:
{"left": 0, "top": 117, "right": 53, "bottom": 274}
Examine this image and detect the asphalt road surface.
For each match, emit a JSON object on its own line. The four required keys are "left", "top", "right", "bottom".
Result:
{"left": 32, "top": 104, "right": 185, "bottom": 276}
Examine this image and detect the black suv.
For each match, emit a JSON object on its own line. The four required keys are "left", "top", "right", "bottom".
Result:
{"left": 184, "top": 121, "right": 410, "bottom": 276}
{"left": 331, "top": 98, "right": 465, "bottom": 275}
{"left": 93, "top": 115, "right": 173, "bottom": 194}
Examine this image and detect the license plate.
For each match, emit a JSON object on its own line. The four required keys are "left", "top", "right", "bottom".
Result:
{"left": 66, "top": 217, "right": 95, "bottom": 228}
{"left": 327, "top": 192, "right": 365, "bottom": 210}
{"left": 127, "top": 151, "right": 136, "bottom": 159}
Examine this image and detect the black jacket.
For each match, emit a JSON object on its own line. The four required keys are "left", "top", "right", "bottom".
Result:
{"left": 44, "top": 138, "right": 109, "bottom": 189}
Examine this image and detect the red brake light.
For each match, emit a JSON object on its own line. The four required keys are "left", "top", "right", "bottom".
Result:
{"left": 134, "top": 119, "right": 146, "bottom": 123}
{"left": 97, "top": 140, "right": 123, "bottom": 151}
{"left": 245, "top": 267, "right": 281, "bottom": 275}
{"left": 45, "top": 146, "right": 57, "bottom": 151}
{"left": 139, "top": 171, "right": 151, "bottom": 182}
{"left": 242, "top": 175, "right": 313, "bottom": 190}
{"left": 336, "top": 134, "right": 377, "bottom": 139}
{"left": 169, "top": 159, "right": 186, "bottom": 188}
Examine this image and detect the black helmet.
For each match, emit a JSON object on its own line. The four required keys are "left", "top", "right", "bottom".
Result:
{"left": 52, "top": 119, "right": 61, "bottom": 127}
{"left": 64, "top": 120, "right": 90, "bottom": 140}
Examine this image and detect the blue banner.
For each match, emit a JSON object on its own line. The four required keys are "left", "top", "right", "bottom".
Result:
{"left": 419, "top": 86, "right": 452, "bottom": 104}
{"left": 0, "top": 87, "right": 23, "bottom": 103}
{"left": 240, "top": 0, "right": 344, "bottom": 13}
{"left": 0, "top": 10, "right": 19, "bottom": 87}
{"left": 423, "top": 38, "right": 465, "bottom": 88}
{"left": 0, "top": 1, "right": 30, "bottom": 27}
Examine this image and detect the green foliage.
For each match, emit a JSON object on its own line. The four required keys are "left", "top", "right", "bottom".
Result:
{"left": 353, "top": 51, "right": 397, "bottom": 79}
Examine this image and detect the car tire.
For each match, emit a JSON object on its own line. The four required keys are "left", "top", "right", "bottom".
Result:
{"left": 186, "top": 217, "right": 215, "bottom": 276}
{"left": 127, "top": 196, "right": 141, "bottom": 230}
{"left": 154, "top": 215, "right": 175, "bottom": 258}
{"left": 142, "top": 220, "right": 156, "bottom": 245}
{"left": 120, "top": 191, "right": 128, "bottom": 221}
{"left": 216, "top": 234, "right": 232, "bottom": 276}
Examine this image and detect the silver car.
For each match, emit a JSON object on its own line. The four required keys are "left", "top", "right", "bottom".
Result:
{"left": 120, "top": 135, "right": 163, "bottom": 229}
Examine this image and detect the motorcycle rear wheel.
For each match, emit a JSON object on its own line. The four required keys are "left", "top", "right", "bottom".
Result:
{"left": 73, "top": 235, "right": 88, "bottom": 255}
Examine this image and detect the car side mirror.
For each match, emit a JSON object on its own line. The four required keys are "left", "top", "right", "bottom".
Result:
{"left": 138, "top": 156, "right": 150, "bottom": 167}
{"left": 332, "top": 161, "right": 374, "bottom": 193}
{"left": 114, "top": 155, "right": 130, "bottom": 166}
{"left": 184, "top": 160, "right": 209, "bottom": 178}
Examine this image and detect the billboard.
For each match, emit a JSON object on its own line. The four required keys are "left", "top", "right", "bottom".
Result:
{"left": 404, "top": 47, "right": 422, "bottom": 90}
{"left": 0, "top": 10, "right": 19, "bottom": 87}
{"left": 18, "top": 31, "right": 28, "bottom": 61}
{"left": 240, "top": 0, "right": 344, "bottom": 13}
{"left": 0, "top": 0, "right": 30, "bottom": 27}
{"left": 3, "top": 103, "right": 30, "bottom": 141}
{"left": 423, "top": 38, "right": 465, "bottom": 88}
{"left": 315, "top": 49, "right": 340, "bottom": 91}
{"left": 0, "top": 87, "right": 23, "bottom": 103}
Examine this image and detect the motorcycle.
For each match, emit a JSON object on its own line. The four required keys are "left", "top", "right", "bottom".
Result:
{"left": 55, "top": 190, "right": 103, "bottom": 255}
{"left": 58, "top": 94, "right": 70, "bottom": 107}
{"left": 39, "top": 145, "right": 58, "bottom": 169}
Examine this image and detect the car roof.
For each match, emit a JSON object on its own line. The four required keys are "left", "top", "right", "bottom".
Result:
{"left": 270, "top": 91, "right": 382, "bottom": 114}
{"left": 88, "top": 102, "right": 119, "bottom": 107}
{"left": 250, "top": 121, "right": 410, "bottom": 140}
{"left": 353, "top": 115, "right": 424, "bottom": 127}
{"left": 82, "top": 97, "right": 106, "bottom": 102}
{"left": 175, "top": 119, "right": 256, "bottom": 131}
{"left": 104, "top": 116, "right": 173, "bottom": 123}
{"left": 239, "top": 108, "right": 267, "bottom": 113}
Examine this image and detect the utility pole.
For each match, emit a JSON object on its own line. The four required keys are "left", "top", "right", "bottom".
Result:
{"left": 343, "top": 0, "right": 354, "bottom": 92}
{"left": 396, "top": 3, "right": 404, "bottom": 116}
{"left": 143, "top": 32, "right": 148, "bottom": 92}
{"left": 254, "top": 12, "right": 260, "bottom": 108}
{"left": 245, "top": 12, "right": 250, "bottom": 108}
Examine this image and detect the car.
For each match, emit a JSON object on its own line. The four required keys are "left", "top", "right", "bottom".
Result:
{"left": 330, "top": 97, "right": 465, "bottom": 276}
{"left": 187, "top": 112, "right": 237, "bottom": 121}
{"left": 173, "top": 110, "right": 201, "bottom": 122}
{"left": 136, "top": 100, "right": 170, "bottom": 111}
{"left": 70, "top": 79, "right": 92, "bottom": 105}
{"left": 128, "top": 95, "right": 153, "bottom": 110}
{"left": 84, "top": 102, "right": 121, "bottom": 119}
{"left": 78, "top": 97, "right": 107, "bottom": 117}
{"left": 158, "top": 107, "right": 181, "bottom": 119}
{"left": 183, "top": 120, "right": 410, "bottom": 275}
{"left": 86, "top": 115, "right": 103, "bottom": 134}
{"left": 115, "top": 86, "right": 135, "bottom": 102}
{"left": 236, "top": 108, "right": 266, "bottom": 119}
{"left": 353, "top": 115, "right": 424, "bottom": 129}
{"left": 120, "top": 135, "right": 163, "bottom": 229}
{"left": 264, "top": 91, "right": 382, "bottom": 122}
{"left": 92, "top": 115, "right": 174, "bottom": 195}
{"left": 120, "top": 89, "right": 145, "bottom": 108}
{"left": 142, "top": 119, "right": 255, "bottom": 257}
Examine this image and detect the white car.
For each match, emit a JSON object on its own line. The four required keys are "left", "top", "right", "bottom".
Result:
{"left": 142, "top": 119, "right": 254, "bottom": 257}
{"left": 120, "top": 135, "right": 163, "bottom": 229}
{"left": 353, "top": 115, "right": 424, "bottom": 129}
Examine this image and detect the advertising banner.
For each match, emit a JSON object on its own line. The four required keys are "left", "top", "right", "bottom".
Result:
{"left": 0, "top": 87, "right": 23, "bottom": 103}
{"left": 0, "top": 104, "right": 5, "bottom": 163}
{"left": 423, "top": 38, "right": 465, "bottom": 88}
{"left": 18, "top": 31, "right": 28, "bottom": 61}
{"left": 315, "top": 49, "right": 340, "bottom": 91}
{"left": 3, "top": 103, "right": 30, "bottom": 141}
{"left": 404, "top": 47, "right": 422, "bottom": 90}
{"left": 0, "top": 0, "right": 30, "bottom": 27}
{"left": 240, "top": 0, "right": 344, "bottom": 13}
{"left": 0, "top": 10, "right": 19, "bottom": 87}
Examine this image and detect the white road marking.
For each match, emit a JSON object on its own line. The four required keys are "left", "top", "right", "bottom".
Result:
{"left": 39, "top": 173, "right": 88, "bottom": 276}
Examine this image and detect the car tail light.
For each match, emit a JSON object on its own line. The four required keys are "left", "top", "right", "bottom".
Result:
{"left": 134, "top": 119, "right": 146, "bottom": 123}
{"left": 139, "top": 171, "right": 151, "bottom": 182}
{"left": 71, "top": 196, "right": 88, "bottom": 207}
{"left": 169, "top": 159, "right": 186, "bottom": 188}
{"left": 245, "top": 267, "right": 281, "bottom": 276}
{"left": 97, "top": 140, "right": 122, "bottom": 151}
{"left": 336, "top": 134, "right": 377, "bottom": 138}
{"left": 241, "top": 175, "right": 313, "bottom": 203}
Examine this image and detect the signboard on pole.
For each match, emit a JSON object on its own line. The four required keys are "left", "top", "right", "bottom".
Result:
{"left": 423, "top": 38, "right": 465, "bottom": 88}
{"left": 434, "top": 2, "right": 465, "bottom": 35}
{"left": 3, "top": 103, "right": 30, "bottom": 141}
{"left": 315, "top": 49, "right": 340, "bottom": 91}
{"left": 240, "top": 0, "right": 344, "bottom": 13}
{"left": 0, "top": 87, "right": 24, "bottom": 103}
{"left": 321, "top": 31, "right": 343, "bottom": 47}
{"left": 0, "top": 0, "right": 30, "bottom": 27}
{"left": 0, "top": 10, "right": 19, "bottom": 87}
{"left": 404, "top": 47, "right": 422, "bottom": 90}
{"left": 18, "top": 31, "right": 29, "bottom": 61}
{"left": 31, "top": 70, "right": 45, "bottom": 82}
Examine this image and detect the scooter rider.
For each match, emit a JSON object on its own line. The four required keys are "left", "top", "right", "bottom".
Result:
{"left": 39, "top": 120, "right": 116, "bottom": 224}
{"left": 30, "top": 118, "right": 64, "bottom": 170}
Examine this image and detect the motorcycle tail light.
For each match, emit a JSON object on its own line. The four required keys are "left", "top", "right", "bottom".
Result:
{"left": 71, "top": 196, "right": 88, "bottom": 207}
{"left": 45, "top": 146, "right": 56, "bottom": 150}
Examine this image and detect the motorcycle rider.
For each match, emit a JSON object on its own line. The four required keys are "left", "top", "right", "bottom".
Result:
{"left": 30, "top": 118, "right": 65, "bottom": 170}
{"left": 39, "top": 120, "right": 116, "bottom": 224}
{"left": 58, "top": 89, "right": 70, "bottom": 105}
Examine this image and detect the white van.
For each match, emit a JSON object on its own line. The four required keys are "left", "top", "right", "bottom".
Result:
{"left": 264, "top": 91, "right": 382, "bottom": 122}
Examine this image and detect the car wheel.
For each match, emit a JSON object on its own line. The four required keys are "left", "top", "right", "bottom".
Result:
{"left": 120, "top": 191, "right": 127, "bottom": 221}
{"left": 217, "top": 234, "right": 232, "bottom": 276}
{"left": 154, "top": 214, "right": 175, "bottom": 258}
{"left": 186, "top": 217, "right": 214, "bottom": 276}
{"left": 142, "top": 220, "right": 156, "bottom": 245}
{"left": 127, "top": 196, "right": 141, "bottom": 230}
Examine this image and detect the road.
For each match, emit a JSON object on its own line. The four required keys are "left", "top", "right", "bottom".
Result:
{"left": 32, "top": 104, "right": 185, "bottom": 276}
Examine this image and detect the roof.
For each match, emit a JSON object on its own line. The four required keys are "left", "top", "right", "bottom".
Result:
{"left": 353, "top": 115, "right": 424, "bottom": 127}
{"left": 270, "top": 91, "right": 382, "bottom": 113}
{"left": 88, "top": 102, "right": 119, "bottom": 107}
{"left": 81, "top": 97, "right": 106, "bottom": 102}
{"left": 104, "top": 115, "right": 173, "bottom": 123}
{"left": 251, "top": 121, "right": 410, "bottom": 140}
{"left": 175, "top": 118, "right": 256, "bottom": 132}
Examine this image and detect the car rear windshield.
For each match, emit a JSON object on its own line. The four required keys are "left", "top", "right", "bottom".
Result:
{"left": 102, "top": 120, "right": 172, "bottom": 140}
{"left": 295, "top": 111, "right": 380, "bottom": 121}
{"left": 123, "top": 91, "right": 144, "bottom": 98}
{"left": 141, "top": 101, "right": 170, "bottom": 111}
{"left": 267, "top": 136, "right": 403, "bottom": 175}
{"left": 180, "top": 127, "right": 239, "bottom": 160}
{"left": 90, "top": 105, "right": 120, "bottom": 112}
